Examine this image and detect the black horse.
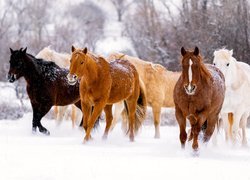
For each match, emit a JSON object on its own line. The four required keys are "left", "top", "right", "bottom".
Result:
{"left": 8, "top": 47, "right": 84, "bottom": 135}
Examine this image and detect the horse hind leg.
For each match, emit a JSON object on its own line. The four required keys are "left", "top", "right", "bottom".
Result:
{"left": 71, "top": 105, "right": 76, "bottom": 128}
{"left": 152, "top": 105, "right": 162, "bottom": 139}
{"left": 124, "top": 99, "right": 137, "bottom": 142}
{"left": 110, "top": 102, "right": 124, "bottom": 131}
{"left": 103, "top": 104, "right": 113, "bottom": 139}
{"left": 240, "top": 112, "right": 249, "bottom": 146}
{"left": 56, "top": 106, "right": 68, "bottom": 125}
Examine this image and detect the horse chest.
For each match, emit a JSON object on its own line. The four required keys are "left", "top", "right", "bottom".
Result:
{"left": 26, "top": 84, "right": 51, "bottom": 105}
{"left": 179, "top": 95, "right": 208, "bottom": 116}
{"left": 222, "top": 86, "right": 245, "bottom": 112}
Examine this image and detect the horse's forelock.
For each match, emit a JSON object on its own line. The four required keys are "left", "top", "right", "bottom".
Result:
{"left": 214, "top": 49, "right": 233, "bottom": 61}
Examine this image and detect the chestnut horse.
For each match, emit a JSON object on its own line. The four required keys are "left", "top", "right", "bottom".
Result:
{"left": 174, "top": 47, "right": 225, "bottom": 151}
{"left": 67, "top": 46, "right": 147, "bottom": 142}
{"left": 108, "top": 53, "right": 180, "bottom": 138}
{"left": 8, "top": 48, "right": 86, "bottom": 135}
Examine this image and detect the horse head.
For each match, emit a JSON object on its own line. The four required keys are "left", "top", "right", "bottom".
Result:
{"left": 8, "top": 47, "right": 28, "bottom": 83}
{"left": 67, "top": 45, "right": 88, "bottom": 85}
{"left": 181, "top": 47, "right": 209, "bottom": 95}
{"left": 213, "top": 48, "right": 236, "bottom": 87}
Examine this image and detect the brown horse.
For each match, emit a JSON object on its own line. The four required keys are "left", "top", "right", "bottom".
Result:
{"left": 174, "top": 47, "right": 225, "bottom": 151}
{"left": 108, "top": 53, "right": 180, "bottom": 138}
{"left": 67, "top": 46, "right": 147, "bottom": 142}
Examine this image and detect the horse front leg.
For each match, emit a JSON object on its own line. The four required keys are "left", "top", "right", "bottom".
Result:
{"left": 203, "top": 113, "right": 218, "bottom": 143}
{"left": 103, "top": 104, "right": 113, "bottom": 139}
{"left": 32, "top": 105, "right": 51, "bottom": 135}
{"left": 81, "top": 102, "right": 92, "bottom": 132}
{"left": 175, "top": 106, "right": 187, "bottom": 149}
{"left": 84, "top": 102, "right": 105, "bottom": 142}
{"left": 190, "top": 111, "right": 208, "bottom": 150}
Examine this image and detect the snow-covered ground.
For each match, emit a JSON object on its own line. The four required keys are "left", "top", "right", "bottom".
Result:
{"left": 0, "top": 113, "right": 250, "bottom": 180}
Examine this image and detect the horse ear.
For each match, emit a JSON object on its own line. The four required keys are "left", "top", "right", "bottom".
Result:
{"left": 181, "top": 47, "right": 186, "bottom": 56}
{"left": 194, "top": 47, "right": 199, "bottom": 56}
{"left": 10, "top": 48, "right": 14, "bottom": 54}
{"left": 83, "top": 47, "right": 87, "bottom": 54}
{"left": 23, "top": 47, "right": 27, "bottom": 53}
{"left": 71, "top": 45, "right": 75, "bottom": 52}
{"left": 229, "top": 49, "right": 233, "bottom": 56}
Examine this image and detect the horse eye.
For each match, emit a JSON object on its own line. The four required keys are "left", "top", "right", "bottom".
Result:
{"left": 213, "top": 63, "right": 216, "bottom": 66}
{"left": 226, "top": 63, "right": 229, "bottom": 66}
{"left": 81, "top": 61, "right": 83, "bottom": 65}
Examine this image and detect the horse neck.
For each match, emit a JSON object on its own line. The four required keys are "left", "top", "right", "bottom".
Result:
{"left": 226, "top": 59, "right": 241, "bottom": 89}
{"left": 23, "top": 56, "right": 41, "bottom": 84}
{"left": 84, "top": 55, "right": 99, "bottom": 84}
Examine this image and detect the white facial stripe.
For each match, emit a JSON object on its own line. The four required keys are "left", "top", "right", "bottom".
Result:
{"left": 188, "top": 59, "right": 193, "bottom": 91}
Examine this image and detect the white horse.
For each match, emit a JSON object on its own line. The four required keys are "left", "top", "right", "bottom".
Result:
{"left": 213, "top": 48, "right": 250, "bottom": 146}
{"left": 36, "top": 46, "right": 82, "bottom": 127}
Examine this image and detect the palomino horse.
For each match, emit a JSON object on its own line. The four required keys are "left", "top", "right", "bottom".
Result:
{"left": 8, "top": 48, "right": 84, "bottom": 135}
{"left": 36, "top": 46, "right": 80, "bottom": 127}
{"left": 67, "top": 46, "right": 147, "bottom": 142}
{"left": 108, "top": 53, "right": 180, "bottom": 138}
{"left": 174, "top": 47, "right": 225, "bottom": 150}
{"left": 213, "top": 48, "right": 250, "bottom": 146}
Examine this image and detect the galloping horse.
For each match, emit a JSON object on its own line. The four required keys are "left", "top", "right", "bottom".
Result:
{"left": 8, "top": 48, "right": 83, "bottom": 135}
{"left": 36, "top": 46, "right": 80, "bottom": 127}
{"left": 213, "top": 48, "right": 250, "bottom": 145}
{"left": 174, "top": 47, "right": 225, "bottom": 150}
{"left": 67, "top": 46, "right": 147, "bottom": 142}
{"left": 108, "top": 53, "right": 180, "bottom": 138}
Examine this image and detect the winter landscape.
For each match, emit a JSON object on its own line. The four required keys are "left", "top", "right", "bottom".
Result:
{"left": 1, "top": 0, "right": 250, "bottom": 180}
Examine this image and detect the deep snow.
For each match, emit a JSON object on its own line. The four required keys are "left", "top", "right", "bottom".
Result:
{"left": 0, "top": 113, "right": 250, "bottom": 180}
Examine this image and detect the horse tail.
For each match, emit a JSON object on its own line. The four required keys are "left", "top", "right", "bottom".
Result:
{"left": 134, "top": 78, "right": 147, "bottom": 133}
{"left": 228, "top": 112, "right": 234, "bottom": 138}
{"left": 122, "top": 78, "right": 147, "bottom": 135}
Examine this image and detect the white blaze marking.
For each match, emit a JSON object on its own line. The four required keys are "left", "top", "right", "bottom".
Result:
{"left": 188, "top": 59, "right": 193, "bottom": 91}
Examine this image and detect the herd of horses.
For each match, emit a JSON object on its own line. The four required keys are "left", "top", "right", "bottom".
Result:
{"left": 7, "top": 45, "right": 250, "bottom": 151}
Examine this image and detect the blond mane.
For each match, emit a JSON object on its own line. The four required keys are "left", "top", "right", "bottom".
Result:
{"left": 36, "top": 46, "right": 70, "bottom": 68}
{"left": 213, "top": 48, "right": 233, "bottom": 61}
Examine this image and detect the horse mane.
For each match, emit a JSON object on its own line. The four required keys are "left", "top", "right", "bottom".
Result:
{"left": 26, "top": 53, "right": 61, "bottom": 76}
{"left": 214, "top": 48, "right": 233, "bottom": 61}
{"left": 36, "top": 46, "right": 71, "bottom": 68}
{"left": 198, "top": 55, "right": 212, "bottom": 83}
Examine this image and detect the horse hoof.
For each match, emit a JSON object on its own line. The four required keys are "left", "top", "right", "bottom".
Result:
{"left": 192, "top": 143, "right": 199, "bottom": 150}
{"left": 181, "top": 144, "right": 185, "bottom": 149}
{"left": 32, "top": 127, "right": 37, "bottom": 134}
{"left": 129, "top": 136, "right": 135, "bottom": 142}
{"left": 192, "top": 149, "right": 200, "bottom": 157}
{"left": 102, "top": 134, "right": 108, "bottom": 140}
{"left": 83, "top": 135, "right": 92, "bottom": 143}
{"left": 154, "top": 134, "right": 160, "bottom": 139}
{"left": 39, "top": 128, "right": 50, "bottom": 136}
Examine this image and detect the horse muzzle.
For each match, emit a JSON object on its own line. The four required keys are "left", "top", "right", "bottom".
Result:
{"left": 8, "top": 73, "right": 17, "bottom": 83}
{"left": 184, "top": 84, "right": 196, "bottom": 95}
{"left": 67, "top": 73, "right": 78, "bottom": 86}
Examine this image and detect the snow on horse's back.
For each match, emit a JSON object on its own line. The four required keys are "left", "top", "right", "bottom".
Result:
{"left": 213, "top": 48, "right": 250, "bottom": 146}
{"left": 107, "top": 52, "right": 181, "bottom": 138}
